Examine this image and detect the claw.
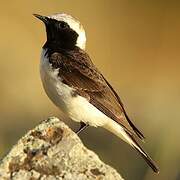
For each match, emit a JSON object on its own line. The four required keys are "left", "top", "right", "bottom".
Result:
{"left": 76, "top": 122, "right": 89, "bottom": 134}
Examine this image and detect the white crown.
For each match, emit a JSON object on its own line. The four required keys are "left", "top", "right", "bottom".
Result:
{"left": 48, "top": 13, "right": 86, "bottom": 50}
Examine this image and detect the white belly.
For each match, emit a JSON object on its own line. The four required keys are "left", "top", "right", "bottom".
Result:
{"left": 40, "top": 49, "right": 109, "bottom": 127}
{"left": 40, "top": 50, "right": 137, "bottom": 150}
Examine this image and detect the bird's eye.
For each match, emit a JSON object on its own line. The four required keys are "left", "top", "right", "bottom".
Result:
{"left": 59, "top": 22, "right": 68, "bottom": 29}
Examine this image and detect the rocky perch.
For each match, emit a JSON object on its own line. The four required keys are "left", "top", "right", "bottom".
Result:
{"left": 0, "top": 117, "right": 123, "bottom": 180}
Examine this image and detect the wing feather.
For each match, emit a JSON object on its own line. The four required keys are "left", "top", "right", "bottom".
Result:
{"left": 49, "top": 47, "right": 144, "bottom": 139}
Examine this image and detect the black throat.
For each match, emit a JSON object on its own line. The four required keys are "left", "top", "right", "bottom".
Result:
{"left": 43, "top": 18, "right": 79, "bottom": 56}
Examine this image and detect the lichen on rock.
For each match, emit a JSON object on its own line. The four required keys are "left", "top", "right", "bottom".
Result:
{"left": 0, "top": 117, "right": 124, "bottom": 180}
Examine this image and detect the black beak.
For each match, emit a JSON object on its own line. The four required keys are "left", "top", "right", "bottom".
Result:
{"left": 33, "top": 14, "right": 48, "bottom": 24}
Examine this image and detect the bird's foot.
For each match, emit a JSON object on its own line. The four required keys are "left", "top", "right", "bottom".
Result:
{"left": 76, "top": 122, "right": 89, "bottom": 134}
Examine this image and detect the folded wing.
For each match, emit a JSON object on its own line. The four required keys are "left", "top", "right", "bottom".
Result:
{"left": 49, "top": 47, "right": 144, "bottom": 140}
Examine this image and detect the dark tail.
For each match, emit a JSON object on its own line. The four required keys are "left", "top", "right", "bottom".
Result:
{"left": 127, "top": 132, "right": 159, "bottom": 173}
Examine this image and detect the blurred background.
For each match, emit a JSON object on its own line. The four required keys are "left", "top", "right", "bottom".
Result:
{"left": 0, "top": 0, "right": 180, "bottom": 179}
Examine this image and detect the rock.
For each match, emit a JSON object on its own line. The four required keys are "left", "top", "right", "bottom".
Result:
{"left": 0, "top": 117, "right": 124, "bottom": 180}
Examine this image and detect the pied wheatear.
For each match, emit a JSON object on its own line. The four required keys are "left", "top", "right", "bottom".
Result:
{"left": 34, "top": 13, "right": 159, "bottom": 173}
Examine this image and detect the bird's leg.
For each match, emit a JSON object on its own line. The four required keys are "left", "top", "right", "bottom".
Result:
{"left": 76, "top": 122, "right": 89, "bottom": 134}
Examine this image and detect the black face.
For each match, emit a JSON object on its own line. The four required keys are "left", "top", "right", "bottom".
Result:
{"left": 44, "top": 18, "right": 79, "bottom": 50}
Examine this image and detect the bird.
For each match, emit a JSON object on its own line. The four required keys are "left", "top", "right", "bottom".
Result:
{"left": 33, "top": 13, "right": 159, "bottom": 173}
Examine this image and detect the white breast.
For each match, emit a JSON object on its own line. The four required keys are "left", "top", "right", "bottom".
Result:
{"left": 40, "top": 49, "right": 109, "bottom": 127}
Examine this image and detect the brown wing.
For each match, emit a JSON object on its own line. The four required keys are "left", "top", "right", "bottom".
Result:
{"left": 101, "top": 74, "right": 145, "bottom": 139}
{"left": 49, "top": 48, "right": 144, "bottom": 139}
{"left": 50, "top": 50, "right": 106, "bottom": 92}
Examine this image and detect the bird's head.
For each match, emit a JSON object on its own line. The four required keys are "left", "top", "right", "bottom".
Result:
{"left": 34, "top": 13, "right": 86, "bottom": 50}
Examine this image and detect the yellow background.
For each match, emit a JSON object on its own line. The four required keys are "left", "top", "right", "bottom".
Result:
{"left": 0, "top": 1, "right": 180, "bottom": 179}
